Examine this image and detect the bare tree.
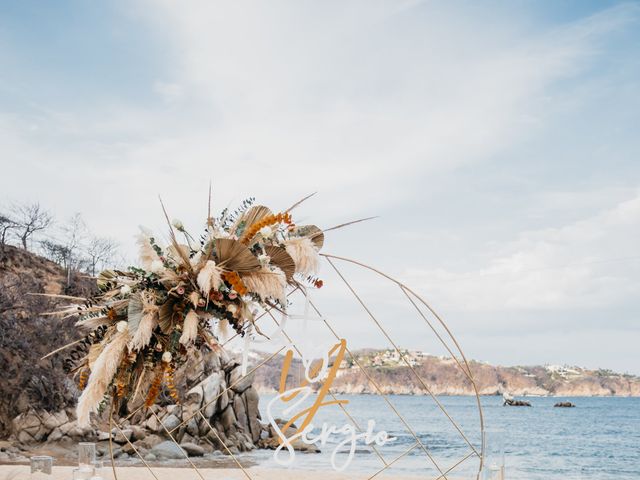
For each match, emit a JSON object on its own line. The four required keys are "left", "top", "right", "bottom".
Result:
{"left": 40, "top": 239, "right": 72, "bottom": 268}
{"left": 12, "top": 202, "right": 53, "bottom": 250}
{"left": 61, "top": 213, "right": 87, "bottom": 286}
{"left": 85, "top": 236, "right": 119, "bottom": 276}
{"left": 0, "top": 212, "right": 18, "bottom": 254}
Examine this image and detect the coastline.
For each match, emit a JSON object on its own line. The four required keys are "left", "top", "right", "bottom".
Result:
{"left": 256, "top": 388, "right": 640, "bottom": 397}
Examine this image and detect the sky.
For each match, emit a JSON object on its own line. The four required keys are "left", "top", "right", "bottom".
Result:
{"left": 1, "top": 1, "right": 639, "bottom": 374}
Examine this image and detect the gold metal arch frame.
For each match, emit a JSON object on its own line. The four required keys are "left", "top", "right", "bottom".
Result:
{"left": 107, "top": 253, "right": 485, "bottom": 480}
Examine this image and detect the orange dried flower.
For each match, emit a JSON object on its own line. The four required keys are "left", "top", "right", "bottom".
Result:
{"left": 144, "top": 366, "right": 164, "bottom": 408}
{"left": 77, "top": 368, "right": 89, "bottom": 390}
{"left": 221, "top": 271, "right": 248, "bottom": 296}
{"left": 165, "top": 364, "right": 180, "bottom": 403}
{"left": 240, "top": 212, "right": 293, "bottom": 244}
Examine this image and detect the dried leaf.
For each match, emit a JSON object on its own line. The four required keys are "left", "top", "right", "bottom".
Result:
{"left": 265, "top": 246, "right": 296, "bottom": 281}
{"left": 215, "top": 238, "right": 260, "bottom": 272}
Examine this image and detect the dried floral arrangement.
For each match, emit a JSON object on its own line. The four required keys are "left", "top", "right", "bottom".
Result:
{"left": 47, "top": 193, "right": 363, "bottom": 427}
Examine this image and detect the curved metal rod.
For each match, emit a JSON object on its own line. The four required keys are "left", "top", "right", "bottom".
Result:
{"left": 320, "top": 252, "right": 485, "bottom": 475}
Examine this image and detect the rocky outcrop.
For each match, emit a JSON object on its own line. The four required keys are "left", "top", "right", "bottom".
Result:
{"left": 4, "top": 349, "right": 269, "bottom": 460}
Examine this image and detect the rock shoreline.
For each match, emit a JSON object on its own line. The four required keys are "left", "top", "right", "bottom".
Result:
{"left": 4, "top": 349, "right": 312, "bottom": 463}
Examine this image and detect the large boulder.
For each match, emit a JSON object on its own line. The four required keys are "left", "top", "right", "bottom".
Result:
{"left": 151, "top": 440, "right": 186, "bottom": 460}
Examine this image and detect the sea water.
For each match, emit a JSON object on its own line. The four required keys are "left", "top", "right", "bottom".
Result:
{"left": 256, "top": 394, "right": 640, "bottom": 479}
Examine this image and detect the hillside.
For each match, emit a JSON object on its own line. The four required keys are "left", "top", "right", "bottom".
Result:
{"left": 252, "top": 348, "right": 640, "bottom": 397}
{"left": 0, "top": 245, "right": 95, "bottom": 436}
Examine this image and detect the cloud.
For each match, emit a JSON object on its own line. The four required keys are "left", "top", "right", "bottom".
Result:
{"left": 403, "top": 191, "right": 640, "bottom": 315}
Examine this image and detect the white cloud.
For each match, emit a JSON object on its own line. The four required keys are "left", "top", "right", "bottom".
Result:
{"left": 403, "top": 191, "right": 640, "bottom": 313}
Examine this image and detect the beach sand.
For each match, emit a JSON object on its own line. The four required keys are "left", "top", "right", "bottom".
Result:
{"left": 0, "top": 464, "right": 445, "bottom": 479}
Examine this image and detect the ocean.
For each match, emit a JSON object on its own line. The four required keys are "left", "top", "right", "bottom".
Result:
{"left": 255, "top": 394, "right": 640, "bottom": 479}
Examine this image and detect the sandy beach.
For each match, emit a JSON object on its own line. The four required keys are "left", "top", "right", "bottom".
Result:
{"left": 0, "top": 465, "right": 438, "bottom": 480}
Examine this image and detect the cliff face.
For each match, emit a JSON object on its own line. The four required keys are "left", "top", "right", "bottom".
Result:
{"left": 252, "top": 351, "right": 640, "bottom": 397}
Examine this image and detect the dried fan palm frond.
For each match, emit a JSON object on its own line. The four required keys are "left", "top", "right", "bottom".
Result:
{"left": 77, "top": 329, "right": 129, "bottom": 426}
{"left": 158, "top": 300, "right": 178, "bottom": 333}
{"left": 232, "top": 205, "right": 272, "bottom": 235}
{"left": 128, "top": 292, "right": 159, "bottom": 351}
{"left": 264, "top": 246, "right": 296, "bottom": 281}
{"left": 242, "top": 267, "right": 287, "bottom": 305}
{"left": 179, "top": 310, "right": 199, "bottom": 346}
{"left": 285, "top": 237, "right": 320, "bottom": 276}
{"left": 215, "top": 238, "right": 260, "bottom": 272}
{"left": 197, "top": 260, "right": 223, "bottom": 295}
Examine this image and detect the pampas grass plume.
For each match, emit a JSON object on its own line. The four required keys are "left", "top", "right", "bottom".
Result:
{"left": 285, "top": 237, "right": 320, "bottom": 276}
{"left": 179, "top": 310, "right": 199, "bottom": 346}
{"left": 197, "top": 260, "right": 222, "bottom": 295}
{"left": 76, "top": 330, "right": 129, "bottom": 427}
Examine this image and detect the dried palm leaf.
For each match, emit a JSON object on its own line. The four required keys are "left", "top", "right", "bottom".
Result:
{"left": 128, "top": 292, "right": 158, "bottom": 351}
{"left": 158, "top": 299, "right": 178, "bottom": 333}
{"left": 232, "top": 205, "right": 272, "bottom": 235}
{"left": 215, "top": 238, "right": 260, "bottom": 272}
{"left": 264, "top": 246, "right": 296, "bottom": 281}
